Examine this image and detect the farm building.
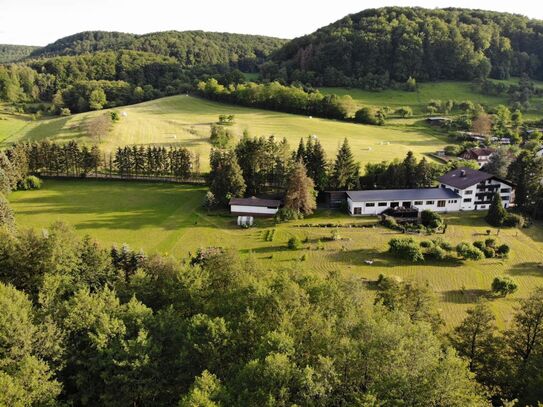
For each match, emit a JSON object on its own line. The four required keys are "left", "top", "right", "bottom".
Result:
{"left": 229, "top": 196, "right": 281, "bottom": 217}
{"left": 347, "top": 188, "right": 461, "bottom": 216}
{"left": 439, "top": 167, "right": 515, "bottom": 211}
{"left": 460, "top": 147, "right": 495, "bottom": 168}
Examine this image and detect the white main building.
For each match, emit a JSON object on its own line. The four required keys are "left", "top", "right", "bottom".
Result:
{"left": 347, "top": 168, "right": 515, "bottom": 216}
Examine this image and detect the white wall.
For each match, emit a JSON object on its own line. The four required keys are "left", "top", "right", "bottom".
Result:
{"left": 440, "top": 180, "right": 514, "bottom": 211}
{"left": 348, "top": 197, "right": 461, "bottom": 216}
{"left": 230, "top": 205, "right": 278, "bottom": 215}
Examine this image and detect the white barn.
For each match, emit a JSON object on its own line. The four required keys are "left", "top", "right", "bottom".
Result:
{"left": 347, "top": 188, "right": 461, "bottom": 216}
{"left": 229, "top": 196, "right": 281, "bottom": 217}
{"left": 438, "top": 167, "right": 515, "bottom": 211}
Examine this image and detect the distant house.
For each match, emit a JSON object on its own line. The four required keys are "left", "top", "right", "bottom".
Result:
{"left": 439, "top": 167, "right": 515, "bottom": 211}
{"left": 460, "top": 147, "right": 496, "bottom": 168}
{"left": 426, "top": 117, "right": 451, "bottom": 126}
{"left": 229, "top": 196, "right": 281, "bottom": 217}
{"left": 347, "top": 188, "right": 461, "bottom": 216}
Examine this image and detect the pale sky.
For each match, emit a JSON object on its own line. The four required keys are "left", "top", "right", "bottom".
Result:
{"left": 1, "top": 0, "right": 543, "bottom": 46}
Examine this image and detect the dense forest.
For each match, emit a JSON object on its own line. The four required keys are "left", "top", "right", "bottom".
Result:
{"left": 0, "top": 44, "right": 40, "bottom": 63}
{"left": 0, "top": 31, "right": 286, "bottom": 113}
{"left": 28, "top": 30, "right": 287, "bottom": 71}
{"left": 264, "top": 7, "right": 543, "bottom": 88}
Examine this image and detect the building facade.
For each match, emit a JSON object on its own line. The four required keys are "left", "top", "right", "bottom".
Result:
{"left": 229, "top": 197, "right": 281, "bottom": 216}
{"left": 347, "top": 188, "right": 461, "bottom": 216}
{"left": 438, "top": 167, "right": 515, "bottom": 211}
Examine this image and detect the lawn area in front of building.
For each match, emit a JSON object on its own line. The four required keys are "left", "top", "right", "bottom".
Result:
{"left": 9, "top": 179, "right": 543, "bottom": 328}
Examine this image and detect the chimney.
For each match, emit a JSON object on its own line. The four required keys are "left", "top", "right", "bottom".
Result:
{"left": 460, "top": 170, "right": 466, "bottom": 177}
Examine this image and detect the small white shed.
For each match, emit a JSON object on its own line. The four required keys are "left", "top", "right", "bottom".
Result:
{"left": 229, "top": 196, "right": 281, "bottom": 217}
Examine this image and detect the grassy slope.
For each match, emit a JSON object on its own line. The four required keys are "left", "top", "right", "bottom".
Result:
{"left": 321, "top": 82, "right": 509, "bottom": 115}
{"left": 321, "top": 80, "right": 543, "bottom": 120}
{"left": 10, "top": 179, "right": 543, "bottom": 328}
{"left": 1, "top": 95, "right": 448, "bottom": 169}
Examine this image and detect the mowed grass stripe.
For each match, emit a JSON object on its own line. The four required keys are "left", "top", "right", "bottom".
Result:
{"left": 3, "top": 95, "right": 449, "bottom": 170}
{"left": 8, "top": 180, "right": 543, "bottom": 328}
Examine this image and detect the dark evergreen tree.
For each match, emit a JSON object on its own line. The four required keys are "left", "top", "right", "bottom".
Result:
{"left": 486, "top": 193, "right": 508, "bottom": 226}
{"left": 330, "top": 138, "right": 359, "bottom": 190}
{"left": 209, "top": 149, "right": 246, "bottom": 206}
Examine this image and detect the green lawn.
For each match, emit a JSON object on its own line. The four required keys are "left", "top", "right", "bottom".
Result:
{"left": 9, "top": 179, "right": 543, "bottom": 328}
{"left": 1, "top": 95, "right": 448, "bottom": 170}
{"left": 321, "top": 81, "right": 509, "bottom": 115}
{"left": 0, "top": 112, "right": 34, "bottom": 143}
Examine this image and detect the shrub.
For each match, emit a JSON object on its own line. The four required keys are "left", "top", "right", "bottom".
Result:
{"left": 484, "top": 238, "right": 497, "bottom": 248}
{"left": 503, "top": 213, "right": 525, "bottom": 228}
{"left": 482, "top": 247, "right": 496, "bottom": 259}
{"left": 421, "top": 210, "right": 444, "bottom": 229}
{"left": 395, "top": 106, "right": 413, "bottom": 118}
{"left": 486, "top": 193, "right": 507, "bottom": 227}
{"left": 427, "top": 245, "right": 447, "bottom": 260}
{"left": 287, "top": 236, "right": 302, "bottom": 250}
{"left": 354, "top": 107, "right": 385, "bottom": 125}
{"left": 388, "top": 237, "right": 424, "bottom": 263}
{"left": 380, "top": 215, "right": 400, "bottom": 230}
{"left": 420, "top": 240, "right": 432, "bottom": 248}
{"left": 275, "top": 208, "right": 303, "bottom": 223}
{"left": 17, "top": 175, "right": 42, "bottom": 191}
{"left": 496, "top": 244, "right": 510, "bottom": 257}
{"left": 59, "top": 107, "right": 71, "bottom": 116}
{"left": 433, "top": 238, "right": 453, "bottom": 251}
{"left": 491, "top": 276, "right": 518, "bottom": 296}
{"left": 331, "top": 228, "right": 341, "bottom": 241}
{"left": 473, "top": 241, "right": 485, "bottom": 251}
{"left": 456, "top": 242, "right": 484, "bottom": 260}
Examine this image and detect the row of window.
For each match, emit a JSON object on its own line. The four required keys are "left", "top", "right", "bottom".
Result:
{"left": 362, "top": 199, "right": 454, "bottom": 208}
{"left": 463, "top": 195, "right": 510, "bottom": 204}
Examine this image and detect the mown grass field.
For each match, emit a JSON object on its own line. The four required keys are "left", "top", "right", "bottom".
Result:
{"left": 10, "top": 179, "right": 543, "bottom": 328}
{"left": 321, "top": 80, "right": 543, "bottom": 119}
{"left": 0, "top": 95, "right": 449, "bottom": 170}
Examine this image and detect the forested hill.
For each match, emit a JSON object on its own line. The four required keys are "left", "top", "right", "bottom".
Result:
{"left": 0, "top": 44, "right": 40, "bottom": 63}
{"left": 264, "top": 7, "right": 543, "bottom": 87}
{"left": 28, "top": 30, "right": 288, "bottom": 70}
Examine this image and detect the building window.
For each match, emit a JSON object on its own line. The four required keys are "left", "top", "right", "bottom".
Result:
{"left": 353, "top": 207, "right": 361, "bottom": 215}
{"left": 480, "top": 205, "right": 486, "bottom": 209}
{"left": 454, "top": 189, "right": 459, "bottom": 193}
{"left": 501, "top": 188, "right": 511, "bottom": 193}
{"left": 378, "top": 202, "right": 387, "bottom": 207}
{"left": 465, "top": 190, "right": 473, "bottom": 195}
{"left": 425, "top": 201, "right": 434, "bottom": 205}
{"left": 414, "top": 201, "right": 423, "bottom": 205}
{"left": 501, "top": 196, "right": 510, "bottom": 201}
{"left": 391, "top": 202, "right": 399, "bottom": 208}
{"left": 437, "top": 200, "right": 446, "bottom": 208}
{"left": 464, "top": 198, "right": 472, "bottom": 203}
{"left": 365, "top": 202, "right": 375, "bottom": 207}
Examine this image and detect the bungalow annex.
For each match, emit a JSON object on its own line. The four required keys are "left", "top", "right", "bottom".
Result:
{"left": 438, "top": 167, "right": 515, "bottom": 211}
{"left": 347, "top": 188, "right": 461, "bottom": 216}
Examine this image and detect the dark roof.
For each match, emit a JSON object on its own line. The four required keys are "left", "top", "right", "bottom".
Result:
{"left": 229, "top": 196, "right": 281, "bottom": 207}
{"left": 460, "top": 148, "right": 495, "bottom": 159}
{"left": 438, "top": 167, "right": 493, "bottom": 189}
{"left": 346, "top": 188, "right": 460, "bottom": 202}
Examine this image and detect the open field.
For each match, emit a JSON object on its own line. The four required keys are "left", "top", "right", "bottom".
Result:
{"left": 321, "top": 80, "right": 543, "bottom": 119}
{"left": 0, "top": 95, "right": 449, "bottom": 169}
{"left": 0, "top": 112, "right": 34, "bottom": 143}
{"left": 10, "top": 179, "right": 543, "bottom": 328}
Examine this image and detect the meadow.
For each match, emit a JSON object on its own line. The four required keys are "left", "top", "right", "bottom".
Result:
{"left": 0, "top": 95, "right": 448, "bottom": 169}
{"left": 321, "top": 80, "right": 543, "bottom": 119}
{"left": 10, "top": 179, "right": 543, "bottom": 328}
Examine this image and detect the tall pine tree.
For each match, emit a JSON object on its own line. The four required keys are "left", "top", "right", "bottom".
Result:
{"left": 331, "top": 138, "right": 359, "bottom": 190}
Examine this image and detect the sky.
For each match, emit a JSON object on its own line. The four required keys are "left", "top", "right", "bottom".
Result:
{"left": 1, "top": 0, "right": 543, "bottom": 46}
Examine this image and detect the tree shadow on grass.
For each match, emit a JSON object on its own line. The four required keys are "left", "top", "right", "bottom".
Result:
{"left": 12, "top": 181, "right": 209, "bottom": 232}
{"left": 441, "top": 289, "right": 491, "bottom": 304}
{"left": 508, "top": 262, "right": 543, "bottom": 277}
